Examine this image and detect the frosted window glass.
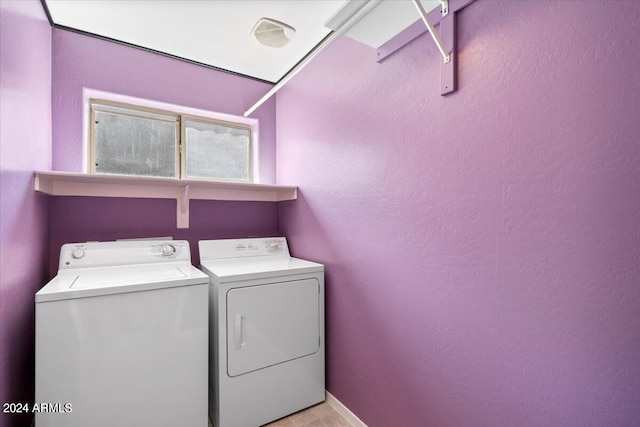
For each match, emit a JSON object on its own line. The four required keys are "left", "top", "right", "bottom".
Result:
{"left": 94, "top": 111, "right": 177, "bottom": 177}
{"left": 185, "top": 120, "right": 250, "bottom": 181}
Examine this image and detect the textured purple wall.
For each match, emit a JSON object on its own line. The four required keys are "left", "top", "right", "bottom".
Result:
{"left": 276, "top": 1, "right": 640, "bottom": 426}
{"left": 0, "top": 1, "right": 51, "bottom": 426}
{"left": 50, "top": 29, "right": 278, "bottom": 271}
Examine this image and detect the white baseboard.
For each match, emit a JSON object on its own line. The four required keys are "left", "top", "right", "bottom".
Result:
{"left": 325, "top": 391, "right": 367, "bottom": 427}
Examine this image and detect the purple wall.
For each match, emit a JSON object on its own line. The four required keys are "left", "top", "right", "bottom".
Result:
{"left": 50, "top": 29, "right": 279, "bottom": 272}
{"left": 48, "top": 198, "right": 277, "bottom": 275}
{"left": 0, "top": 1, "right": 51, "bottom": 426}
{"left": 276, "top": 1, "right": 640, "bottom": 426}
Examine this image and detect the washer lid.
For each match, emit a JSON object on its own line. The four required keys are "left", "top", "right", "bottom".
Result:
{"left": 36, "top": 264, "right": 209, "bottom": 303}
{"left": 200, "top": 256, "right": 323, "bottom": 283}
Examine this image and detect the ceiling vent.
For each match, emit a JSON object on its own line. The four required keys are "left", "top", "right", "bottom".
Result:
{"left": 251, "top": 18, "right": 296, "bottom": 48}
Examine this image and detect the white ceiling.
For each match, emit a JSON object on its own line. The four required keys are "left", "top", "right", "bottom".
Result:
{"left": 44, "top": 0, "right": 441, "bottom": 84}
{"left": 346, "top": 0, "right": 440, "bottom": 48}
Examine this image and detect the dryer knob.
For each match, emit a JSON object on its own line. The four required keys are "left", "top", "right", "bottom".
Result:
{"left": 161, "top": 244, "right": 176, "bottom": 256}
{"left": 71, "top": 249, "right": 85, "bottom": 259}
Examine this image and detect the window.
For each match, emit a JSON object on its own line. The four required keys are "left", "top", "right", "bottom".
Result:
{"left": 90, "top": 100, "right": 252, "bottom": 182}
{"left": 182, "top": 117, "right": 251, "bottom": 181}
{"left": 91, "top": 103, "right": 178, "bottom": 178}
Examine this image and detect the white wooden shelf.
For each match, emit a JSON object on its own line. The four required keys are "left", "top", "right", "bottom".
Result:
{"left": 34, "top": 171, "right": 297, "bottom": 229}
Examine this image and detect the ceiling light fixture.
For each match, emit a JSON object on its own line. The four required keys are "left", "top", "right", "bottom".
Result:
{"left": 251, "top": 18, "right": 296, "bottom": 48}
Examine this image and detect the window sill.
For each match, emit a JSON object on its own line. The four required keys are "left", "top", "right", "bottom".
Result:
{"left": 34, "top": 171, "right": 297, "bottom": 229}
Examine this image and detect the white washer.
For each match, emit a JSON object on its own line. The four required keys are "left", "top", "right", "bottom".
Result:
{"left": 198, "top": 237, "right": 324, "bottom": 427}
{"left": 35, "top": 240, "right": 209, "bottom": 427}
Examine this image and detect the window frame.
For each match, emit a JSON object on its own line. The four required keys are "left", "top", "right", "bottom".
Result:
{"left": 89, "top": 98, "right": 253, "bottom": 182}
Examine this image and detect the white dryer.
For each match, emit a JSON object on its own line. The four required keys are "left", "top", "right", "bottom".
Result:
{"left": 198, "top": 237, "right": 324, "bottom": 427}
{"left": 35, "top": 240, "right": 209, "bottom": 427}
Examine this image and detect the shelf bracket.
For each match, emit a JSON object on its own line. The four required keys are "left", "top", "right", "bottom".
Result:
{"left": 378, "top": 0, "right": 475, "bottom": 96}
{"left": 439, "top": 11, "right": 456, "bottom": 95}
{"left": 413, "top": 0, "right": 450, "bottom": 64}
{"left": 440, "top": 0, "right": 449, "bottom": 16}
{"left": 177, "top": 184, "right": 190, "bottom": 229}
{"left": 412, "top": 0, "right": 458, "bottom": 95}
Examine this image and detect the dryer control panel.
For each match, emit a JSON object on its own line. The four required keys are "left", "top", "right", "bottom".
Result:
{"left": 199, "top": 237, "right": 290, "bottom": 261}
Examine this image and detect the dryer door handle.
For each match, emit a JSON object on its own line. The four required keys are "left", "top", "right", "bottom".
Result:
{"left": 233, "top": 315, "right": 246, "bottom": 349}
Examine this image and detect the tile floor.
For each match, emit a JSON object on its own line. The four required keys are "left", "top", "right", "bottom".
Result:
{"left": 207, "top": 401, "right": 353, "bottom": 427}
{"left": 263, "top": 402, "right": 352, "bottom": 427}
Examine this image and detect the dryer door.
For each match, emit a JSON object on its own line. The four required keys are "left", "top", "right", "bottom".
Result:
{"left": 226, "top": 278, "right": 320, "bottom": 377}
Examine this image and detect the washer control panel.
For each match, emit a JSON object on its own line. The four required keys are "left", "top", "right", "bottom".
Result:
{"left": 71, "top": 249, "right": 86, "bottom": 259}
{"left": 59, "top": 240, "right": 189, "bottom": 269}
{"left": 200, "top": 237, "right": 289, "bottom": 261}
{"left": 160, "top": 244, "right": 177, "bottom": 256}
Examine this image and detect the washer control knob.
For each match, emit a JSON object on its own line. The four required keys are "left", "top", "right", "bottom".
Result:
{"left": 268, "top": 242, "right": 280, "bottom": 252}
{"left": 71, "top": 249, "right": 85, "bottom": 259}
{"left": 161, "top": 244, "right": 176, "bottom": 256}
